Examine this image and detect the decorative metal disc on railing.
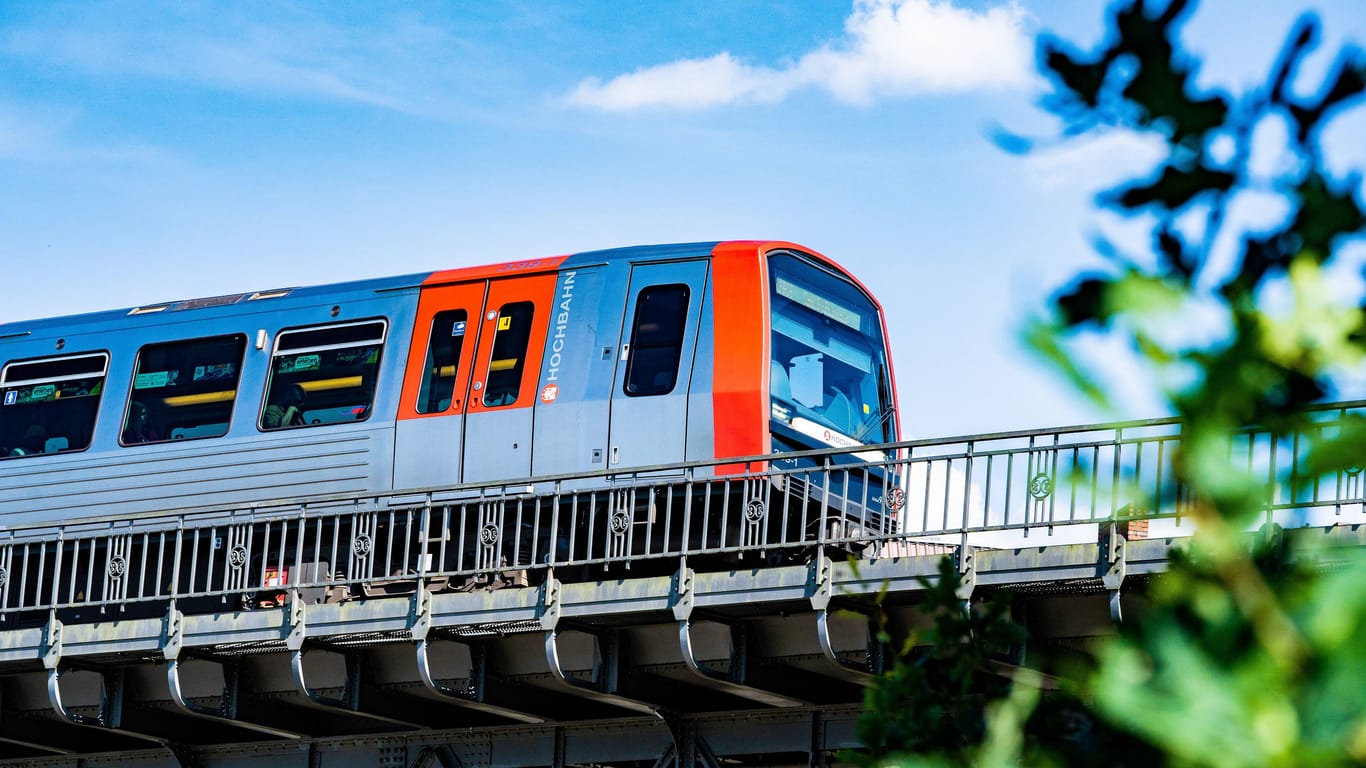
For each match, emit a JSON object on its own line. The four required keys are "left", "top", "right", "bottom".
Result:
{"left": 479, "top": 523, "right": 500, "bottom": 547}
{"left": 1028, "top": 473, "right": 1053, "bottom": 500}
{"left": 228, "top": 545, "right": 248, "bottom": 569}
{"left": 887, "top": 487, "right": 905, "bottom": 511}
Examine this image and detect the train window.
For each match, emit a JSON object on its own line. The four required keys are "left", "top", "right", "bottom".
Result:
{"left": 0, "top": 353, "right": 108, "bottom": 459}
{"left": 624, "top": 284, "right": 690, "bottom": 397}
{"left": 482, "top": 302, "right": 533, "bottom": 407}
{"left": 769, "top": 253, "right": 894, "bottom": 443}
{"left": 123, "top": 335, "right": 246, "bottom": 445}
{"left": 261, "top": 320, "right": 386, "bottom": 430}
{"left": 417, "top": 310, "right": 468, "bottom": 414}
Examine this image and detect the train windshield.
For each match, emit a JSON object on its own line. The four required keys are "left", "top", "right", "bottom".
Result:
{"left": 769, "top": 253, "right": 894, "bottom": 447}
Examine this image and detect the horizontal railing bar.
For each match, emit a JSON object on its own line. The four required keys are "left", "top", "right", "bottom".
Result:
{"left": 0, "top": 404, "right": 1362, "bottom": 615}
{"left": 3, "top": 400, "right": 1358, "bottom": 537}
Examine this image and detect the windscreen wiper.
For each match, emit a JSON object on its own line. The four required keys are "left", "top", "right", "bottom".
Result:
{"left": 853, "top": 361, "right": 896, "bottom": 443}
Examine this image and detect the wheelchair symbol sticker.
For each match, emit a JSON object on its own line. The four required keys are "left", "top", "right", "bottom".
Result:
{"left": 3, "top": 391, "right": 14, "bottom": 406}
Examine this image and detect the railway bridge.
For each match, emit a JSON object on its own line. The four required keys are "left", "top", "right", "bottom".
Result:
{"left": 0, "top": 407, "right": 1364, "bottom": 768}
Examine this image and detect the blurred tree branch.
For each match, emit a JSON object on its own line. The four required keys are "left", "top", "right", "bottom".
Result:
{"left": 864, "top": 1, "right": 1366, "bottom": 764}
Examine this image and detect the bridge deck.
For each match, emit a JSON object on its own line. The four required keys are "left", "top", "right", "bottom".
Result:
{"left": 0, "top": 407, "right": 1363, "bottom": 766}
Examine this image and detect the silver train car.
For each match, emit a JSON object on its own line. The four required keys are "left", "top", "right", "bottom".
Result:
{"left": 0, "top": 241, "right": 900, "bottom": 605}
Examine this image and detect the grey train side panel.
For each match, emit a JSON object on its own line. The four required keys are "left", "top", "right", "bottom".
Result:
{"left": 392, "top": 415, "right": 464, "bottom": 490}
{"left": 461, "top": 407, "right": 534, "bottom": 483}
{"left": 607, "top": 260, "right": 710, "bottom": 471}
{"left": 0, "top": 432, "right": 387, "bottom": 526}
{"left": 530, "top": 265, "right": 628, "bottom": 479}
{"left": 0, "top": 288, "right": 418, "bottom": 525}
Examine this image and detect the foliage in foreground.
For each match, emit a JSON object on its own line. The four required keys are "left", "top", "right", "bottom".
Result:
{"left": 861, "top": 1, "right": 1366, "bottom": 765}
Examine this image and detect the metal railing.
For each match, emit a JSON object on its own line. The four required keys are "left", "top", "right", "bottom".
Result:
{"left": 2, "top": 402, "right": 1365, "bottom": 617}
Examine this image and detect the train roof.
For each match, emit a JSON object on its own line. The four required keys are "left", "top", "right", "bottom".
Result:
{"left": 0, "top": 241, "right": 730, "bottom": 339}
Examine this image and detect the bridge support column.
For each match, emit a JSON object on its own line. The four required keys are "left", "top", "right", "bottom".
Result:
{"left": 163, "top": 605, "right": 302, "bottom": 739}
{"left": 409, "top": 744, "right": 464, "bottom": 768}
{"left": 809, "top": 554, "right": 883, "bottom": 684}
{"left": 410, "top": 582, "right": 544, "bottom": 723}
{"left": 672, "top": 568, "right": 807, "bottom": 707}
{"left": 1100, "top": 526, "right": 1127, "bottom": 623}
{"left": 539, "top": 577, "right": 660, "bottom": 716}
{"left": 653, "top": 716, "right": 722, "bottom": 768}
{"left": 286, "top": 590, "right": 421, "bottom": 729}
{"left": 956, "top": 542, "right": 977, "bottom": 604}
{"left": 42, "top": 614, "right": 173, "bottom": 752}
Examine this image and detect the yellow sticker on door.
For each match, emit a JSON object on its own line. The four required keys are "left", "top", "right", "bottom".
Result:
{"left": 498, "top": 316, "right": 511, "bottom": 331}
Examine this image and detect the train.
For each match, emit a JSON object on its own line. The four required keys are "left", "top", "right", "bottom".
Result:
{"left": 0, "top": 241, "right": 900, "bottom": 606}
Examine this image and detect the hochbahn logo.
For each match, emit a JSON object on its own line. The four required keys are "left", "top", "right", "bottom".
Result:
{"left": 544, "top": 271, "right": 576, "bottom": 388}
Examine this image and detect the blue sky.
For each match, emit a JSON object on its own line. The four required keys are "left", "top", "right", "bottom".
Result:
{"left": 2, "top": 0, "right": 1364, "bottom": 438}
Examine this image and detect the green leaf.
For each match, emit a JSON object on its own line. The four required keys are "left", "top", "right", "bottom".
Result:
{"left": 1109, "top": 161, "right": 1236, "bottom": 210}
{"left": 1291, "top": 171, "right": 1366, "bottom": 257}
{"left": 1040, "top": 38, "right": 1111, "bottom": 110}
{"left": 1055, "top": 276, "right": 1112, "bottom": 327}
{"left": 1286, "top": 55, "right": 1366, "bottom": 143}
{"left": 1155, "top": 227, "right": 1195, "bottom": 281}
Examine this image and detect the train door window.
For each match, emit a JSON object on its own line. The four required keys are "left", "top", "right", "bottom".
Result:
{"left": 262, "top": 319, "right": 386, "bottom": 430}
{"left": 482, "top": 302, "right": 533, "bottom": 407}
{"left": 623, "top": 284, "right": 690, "bottom": 397}
{"left": 417, "top": 310, "right": 468, "bottom": 414}
{"left": 0, "top": 352, "right": 108, "bottom": 459}
{"left": 124, "top": 335, "right": 245, "bottom": 445}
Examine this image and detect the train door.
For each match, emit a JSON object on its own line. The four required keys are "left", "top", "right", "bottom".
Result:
{"left": 394, "top": 282, "right": 487, "bottom": 490}
{"left": 607, "top": 261, "right": 709, "bottom": 469}
{"left": 529, "top": 266, "right": 623, "bottom": 478}
{"left": 461, "top": 276, "right": 553, "bottom": 482}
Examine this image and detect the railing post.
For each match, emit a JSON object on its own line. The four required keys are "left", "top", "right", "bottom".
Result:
{"left": 961, "top": 440, "right": 974, "bottom": 532}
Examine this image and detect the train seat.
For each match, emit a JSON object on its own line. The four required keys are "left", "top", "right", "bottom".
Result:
{"left": 770, "top": 360, "right": 791, "bottom": 402}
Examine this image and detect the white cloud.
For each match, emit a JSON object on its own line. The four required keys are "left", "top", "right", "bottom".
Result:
{"left": 1022, "top": 129, "right": 1169, "bottom": 191}
{"left": 568, "top": 0, "right": 1034, "bottom": 111}
{"left": 0, "top": 4, "right": 447, "bottom": 115}
{"left": 570, "top": 53, "right": 791, "bottom": 111}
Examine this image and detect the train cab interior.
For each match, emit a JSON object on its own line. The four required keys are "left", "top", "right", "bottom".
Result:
{"left": 767, "top": 253, "right": 895, "bottom": 449}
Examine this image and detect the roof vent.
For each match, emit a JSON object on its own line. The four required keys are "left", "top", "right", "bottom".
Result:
{"left": 128, "top": 303, "right": 171, "bottom": 315}
{"left": 248, "top": 289, "right": 293, "bottom": 301}
{"left": 172, "top": 294, "right": 246, "bottom": 312}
